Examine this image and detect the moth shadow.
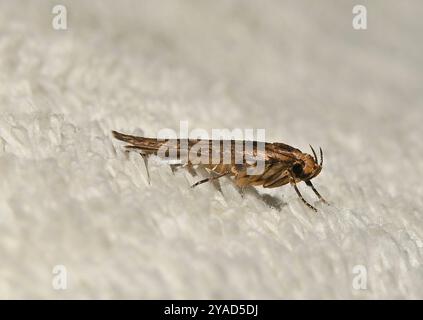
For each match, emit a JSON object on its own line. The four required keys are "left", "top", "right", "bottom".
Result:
{"left": 181, "top": 167, "right": 286, "bottom": 210}
{"left": 240, "top": 186, "right": 287, "bottom": 211}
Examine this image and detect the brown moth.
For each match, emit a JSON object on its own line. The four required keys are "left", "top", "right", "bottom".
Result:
{"left": 112, "top": 130, "right": 328, "bottom": 212}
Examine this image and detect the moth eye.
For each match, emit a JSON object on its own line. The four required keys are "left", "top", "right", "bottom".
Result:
{"left": 292, "top": 163, "right": 303, "bottom": 176}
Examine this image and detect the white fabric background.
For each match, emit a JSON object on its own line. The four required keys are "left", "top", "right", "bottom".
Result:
{"left": 0, "top": 0, "right": 422, "bottom": 299}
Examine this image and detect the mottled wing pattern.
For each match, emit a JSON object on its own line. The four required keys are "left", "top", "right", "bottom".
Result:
{"left": 112, "top": 131, "right": 300, "bottom": 188}
{"left": 112, "top": 130, "right": 269, "bottom": 164}
{"left": 112, "top": 131, "right": 171, "bottom": 155}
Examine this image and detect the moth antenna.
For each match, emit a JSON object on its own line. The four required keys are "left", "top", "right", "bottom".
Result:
{"left": 319, "top": 147, "right": 323, "bottom": 167}
{"left": 309, "top": 145, "right": 318, "bottom": 163}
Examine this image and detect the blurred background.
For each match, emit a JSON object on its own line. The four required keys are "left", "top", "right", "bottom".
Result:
{"left": 0, "top": 0, "right": 422, "bottom": 299}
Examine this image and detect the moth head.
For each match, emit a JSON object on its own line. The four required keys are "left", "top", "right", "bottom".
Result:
{"left": 292, "top": 146, "right": 323, "bottom": 180}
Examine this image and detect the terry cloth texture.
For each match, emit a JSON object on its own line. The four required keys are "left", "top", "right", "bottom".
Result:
{"left": 0, "top": 0, "right": 422, "bottom": 299}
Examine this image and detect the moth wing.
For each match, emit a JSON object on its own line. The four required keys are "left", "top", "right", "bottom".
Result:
{"left": 113, "top": 133, "right": 299, "bottom": 178}
{"left": 112, "top": 131, "right": 166, "bottom": 154}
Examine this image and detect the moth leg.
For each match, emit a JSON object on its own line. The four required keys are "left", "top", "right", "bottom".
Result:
{"left": 290, "top": 180, "right": 317, "bottom": 212}
{"left": 140, "top": 153, "right": 151, "bottom": 185}
{"left": 191, "top": 172, "right": 229, "bottom": 188}
{"left": 238, "top": 186, "right": 245, "bottom": 198}
{"left": 305, "top": 180, "right": 328, "bottom": 204}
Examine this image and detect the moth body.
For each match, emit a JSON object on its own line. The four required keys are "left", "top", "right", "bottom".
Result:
{"left": 112, "top": 130, "right": 328, "bottom": 212}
